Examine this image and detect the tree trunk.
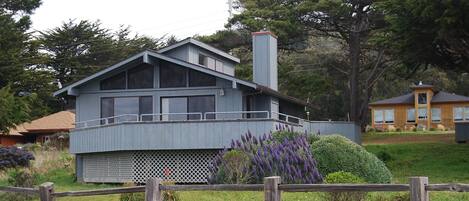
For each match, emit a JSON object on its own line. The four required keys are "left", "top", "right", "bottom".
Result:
{"left": 349, "top": 31, "right": 361, "bottom": 122}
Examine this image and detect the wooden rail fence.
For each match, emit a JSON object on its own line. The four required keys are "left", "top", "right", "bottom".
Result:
{"left": 0, "top": 176, "right": 468, "bottom": 201}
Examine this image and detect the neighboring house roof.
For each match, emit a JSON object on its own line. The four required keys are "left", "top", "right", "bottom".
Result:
{"left": 370, "top": 91, "right": 469, "bottom": 106}
{"left": 369, "top": 93, "right": 414, "bottom": 106}
{"left": 1, "top": 111, "right": 75, "bottom": 136}
{"left": 410, "top": 84, "right": 434, "bottom": 89}
{"left": 431, "top": 91, "right": 469, "bottom": 103}
{"left": 157, "top": 38, "right": 241, "bottom": 63}
{"left": 54, "top": 50, "right": 307, "bottom": 106}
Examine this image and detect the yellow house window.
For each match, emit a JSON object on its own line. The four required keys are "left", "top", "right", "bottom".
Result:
{"left": 374, "top": 109, "right": 394, "bottom": 124}
{"left": 431, "top": 108, "right": 441, "bottom": 122}
{"left": 407, "top": 108, "right": 415, "bottom": 123}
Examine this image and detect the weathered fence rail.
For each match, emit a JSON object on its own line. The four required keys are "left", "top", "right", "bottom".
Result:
{"left": 0, "top": 176, "right": 468, "bottom": 201}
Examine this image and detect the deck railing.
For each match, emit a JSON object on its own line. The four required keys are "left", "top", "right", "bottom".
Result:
{"left": 75, "top": 111, "right": 300, "bottom": 129}
{"left": 1, "top": 176, "right": 468, "bottom": 201}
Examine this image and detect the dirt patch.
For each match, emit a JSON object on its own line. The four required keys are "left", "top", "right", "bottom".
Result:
{"left": 363, "top": 134, "right": 455, "bottom": 145}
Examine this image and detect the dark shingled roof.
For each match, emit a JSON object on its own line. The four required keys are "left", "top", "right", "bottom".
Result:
{"left": 431, "top": 91, "right": 469, "bottom": 103}
{"left": 369, "top": 93, "right": 414, "bottom": 105}
{"left": 411, "top": 84, "right": 434, "bottom": 89}
{"left": 370, "top": 91, "right": 469, "bottom": 105}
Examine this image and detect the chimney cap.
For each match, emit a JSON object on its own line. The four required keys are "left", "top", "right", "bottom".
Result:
{"left": 252, "top": 31, "right": 278, "bottom": 39}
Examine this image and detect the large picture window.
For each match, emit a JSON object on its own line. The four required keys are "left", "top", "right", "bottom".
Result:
{"left": 101, "top": 96, "right": 153, "bottom": 123}
{"left": 161, "top": 95, "right": 215, "bottom": 121}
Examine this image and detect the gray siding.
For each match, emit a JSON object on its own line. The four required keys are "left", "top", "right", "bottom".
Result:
{"left": 71, "top": 119, "right": 294, "bottom": 154}
{"left": 305, "top": 121, "right": 362, "bottom": 144}
{"left": 252, "top": 33, "right": 277, "bottom": 90}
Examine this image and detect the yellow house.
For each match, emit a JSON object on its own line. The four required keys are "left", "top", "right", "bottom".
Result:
{"left": 369, "top": 82, "right": 469, "bottom": 131}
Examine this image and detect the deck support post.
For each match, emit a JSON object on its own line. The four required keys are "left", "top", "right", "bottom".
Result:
{"left": 264, "top": 176, "right": 281, "bottom": 201}
{"left": 145, "top": 178, "right": 162, "bottom": 201}
{"left": 410, "top": 177, "right": 429, "bottom": 201}
{"left": 39, "top": 182, "right": 54, "bottom": 201}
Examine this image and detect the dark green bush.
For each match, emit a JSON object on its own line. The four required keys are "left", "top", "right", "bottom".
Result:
{"left": 311, "top": 135, "right": 392, "bottom": 183}
{"left": 323, "top": 171, "right": 366, "bottom": 201}
{"left": 375, "top": 150, "right": 393, "bottom": 163}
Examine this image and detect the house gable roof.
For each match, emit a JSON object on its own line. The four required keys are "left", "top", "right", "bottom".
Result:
{"left": 370, "top": 91, "right": 469, "bottom": 106}
{"left": 369, "top": 93, "right": 414, "bottom": 106}
{"left": 1, "top": 111, "right": 75, "bottom": 136}
{"left": 53, "top": 50, "right": 307, "bottom": 106}
{"left": 157, "top": 38, "right": 241, "bottom": 63}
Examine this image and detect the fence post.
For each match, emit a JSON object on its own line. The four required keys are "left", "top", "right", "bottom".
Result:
{"left": 145, "top": 178, "right": 162, "bottom": 201}
{"left": 39, "top": 182, "right": 54, "bottom": 201}
{"left": 410, "top": 177, "right": 429, "bottom": 201}
{"left": 264, "top": 176, "right": 281, "bottom": 201}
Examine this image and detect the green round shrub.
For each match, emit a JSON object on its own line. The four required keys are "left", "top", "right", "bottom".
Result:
{"left": 324, "top": 171, "right": 364, "bottom": 184}
{"left": 311, "top": 135, "right": 392, "bottom": 183}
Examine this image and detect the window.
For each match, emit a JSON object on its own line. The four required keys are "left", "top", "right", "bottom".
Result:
{"left": 384, "top": 109, "right": 394, "bottom": 123}
{"left": 374, "top": 110, "right": 383, "bottom": 124}
{"left": 418, "top": 93, "right": 427, "bottom": 104}
{"left": 418, "top": 108, "right": 427, "bottom": 120}
{"left": 431, "top": 108, "right": 441, "bottom": 122}
{"left": 188, "top": 96, "right": 215, "bottom": 119}
{"left": 101, "top": 65, "right": 155, "bottom": 90}
{"left": 215, "top": 60, "right": 223, "bottom": 72}
{"left": 161, "top": 97, "right": 188, "bottom": 121}
{"left": 161, "top": 96, "right": 215, "bottom": 121}
{"left": 454, "top": 107, "right": 464, "bottom": 121}
{"left": 189, "top": 70, "right": 216, "bottom": 87}
{"left": 128, "top": 64, "right": 154, "bottom": 89}
{"left": 198, "top": 54, "right": 223, "bottom": 72}
{"left": 101, "top": 96, "right": 153, "bottom": 123}
{"left": 407, "top": 108, "right": 415, "bottom": 123}
{"left": 100, "top": 72, "right": 126, "bottom": 90}
{"left": 160, "top": 62, "right": 187, "bottom": 88}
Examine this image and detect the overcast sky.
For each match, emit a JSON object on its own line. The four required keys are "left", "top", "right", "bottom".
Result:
{"left": 31, "top": 0, "right": 231, "bottom": 39}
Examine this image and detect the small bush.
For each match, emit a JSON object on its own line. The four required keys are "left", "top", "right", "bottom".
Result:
{"left": 0, "top": 146, "right": 35, "bottom": 170}
{"left": 209, "top": 131, "right": 323, "bottom": 184}
{"left": 311, "top": 135, "right": 392, "bottom": 183}
{"left": 323, "top": 171, "right": 366, "bottom": 201}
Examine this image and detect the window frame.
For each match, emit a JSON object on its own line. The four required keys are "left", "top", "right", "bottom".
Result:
{"left": 431, "top": 107, "right": 441, "bottom": 123}
{"left": 198, "top": 53, "right": 223, "bottom": 72}
{"left": 100, "top": 96, "right": 153, "bottom": 121}
{"left": 418, "top": 93, "right": 427, "bottom": 104}
{"left": 454, "top": 107, "right": 464, "bottom": 122}
{"left": 127, "top": 64, "right": 154, "bottom": 89}
{"left": 418, "top": 107, "right": 427, "bottom": 120}
{"left": 406, "top": 108, "right": 416, "bottom": 123}
{"left": 160, "top": 95, "right": 216, "bottom": 120}
{"left": 100, "top": 64, "right": 155, "bottom": 90}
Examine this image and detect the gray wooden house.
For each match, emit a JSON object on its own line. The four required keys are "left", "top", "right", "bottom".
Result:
{"left": 54, "top": 32, "right": 360, "bottom": 183}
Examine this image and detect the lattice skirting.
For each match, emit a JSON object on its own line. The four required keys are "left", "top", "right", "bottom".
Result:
{"left": 81, "top": 150, "right": 219, "bottom": 183}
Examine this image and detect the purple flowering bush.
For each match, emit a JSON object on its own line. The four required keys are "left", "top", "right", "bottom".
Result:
{"left": 208, "top": 131, "right": 323, "bottom": 184}
{"left": 0, "top": 146, "right": 35, "bottom": 170}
